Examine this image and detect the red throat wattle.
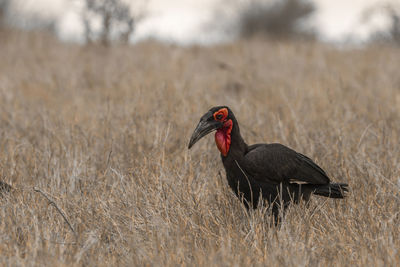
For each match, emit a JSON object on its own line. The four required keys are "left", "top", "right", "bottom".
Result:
{"left": 215, "top": 119, "right": 233, "bottom": 156}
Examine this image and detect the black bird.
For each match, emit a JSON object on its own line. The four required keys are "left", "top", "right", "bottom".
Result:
{"left": 188, "top": 106, "right": 348, "bottom": 220}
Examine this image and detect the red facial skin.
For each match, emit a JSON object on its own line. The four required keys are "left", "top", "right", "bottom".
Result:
{"left": 215, "top": 120, "right": 232, "bottom": 156}
{"left": 213, "top": 108, "right": 233, "bottom": 156}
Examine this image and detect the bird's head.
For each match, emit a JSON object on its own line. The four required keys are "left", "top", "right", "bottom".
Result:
{"left": 188, "top": 106, "right": 234, "bottom": 156}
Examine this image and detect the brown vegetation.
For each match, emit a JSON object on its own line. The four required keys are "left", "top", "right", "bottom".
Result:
{"left": 0, "top": 32, "right": 399, "bottom": 265}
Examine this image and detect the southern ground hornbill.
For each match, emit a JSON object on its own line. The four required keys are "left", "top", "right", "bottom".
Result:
{"left": 188, "top": 106, "right": 348, "bottom": 220}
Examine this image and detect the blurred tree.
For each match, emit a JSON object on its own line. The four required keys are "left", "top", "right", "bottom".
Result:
{"left": 0, "top": 0, "right": 57, "bottom": 35}
{"left": 0, "top": 0, "right": 10, "bottom": 29}
{"left": 362, "top": 3, "right": 400, "bottom": 46}
{"left": 83, "top": 0, "right": 147, "bottom": 45}
{"left": 216, "top": 0, "right": 316, "bottom": 40}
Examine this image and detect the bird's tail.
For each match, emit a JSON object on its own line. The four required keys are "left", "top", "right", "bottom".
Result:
{"left": 313, "top": 183, "right": 348, "bottom": 198}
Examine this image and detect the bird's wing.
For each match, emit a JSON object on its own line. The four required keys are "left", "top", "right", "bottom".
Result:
{"left": 243, "top": 143, "right": 330, "bottom": 185}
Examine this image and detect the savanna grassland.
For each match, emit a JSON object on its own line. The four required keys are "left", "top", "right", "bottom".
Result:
{"left": 0, "top": 30, "right": 400, "bottom": 266}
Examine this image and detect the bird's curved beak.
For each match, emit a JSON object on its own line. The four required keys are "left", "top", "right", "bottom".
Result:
{"left": 188, "top": 116, "right": 222, "bottom": 149}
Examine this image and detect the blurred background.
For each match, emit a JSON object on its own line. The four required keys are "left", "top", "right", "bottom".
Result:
{"left": 1, "top": 0, "right": 399, "bottom": 46}
{"left": 1, "top": 1, "right": 400, "bottom": 265}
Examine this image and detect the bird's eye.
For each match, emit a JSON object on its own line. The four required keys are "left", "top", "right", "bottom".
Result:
{"left": 216, "top": 114, "right": 223, "bottom": 120}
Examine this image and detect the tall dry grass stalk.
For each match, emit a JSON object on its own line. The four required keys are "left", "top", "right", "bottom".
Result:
{"left": 0, "top": 32, "right": 399, "bottom": 266}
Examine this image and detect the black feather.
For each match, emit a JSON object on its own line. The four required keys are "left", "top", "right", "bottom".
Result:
{"left": 313, "top": 183, "right": 348, "bottom": 198}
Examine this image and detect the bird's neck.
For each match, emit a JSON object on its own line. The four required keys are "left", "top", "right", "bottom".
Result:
{"left": 215, "top": 116, "right": 247, "bottom": 158}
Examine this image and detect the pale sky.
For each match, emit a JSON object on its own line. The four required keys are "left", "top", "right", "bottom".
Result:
{"left": 10, "top": 0, "right": 397, "bottom": 44}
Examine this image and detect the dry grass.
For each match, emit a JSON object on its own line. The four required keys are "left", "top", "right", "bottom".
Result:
{"left": 0, "top": 31, "right": 400, "bottom": 266}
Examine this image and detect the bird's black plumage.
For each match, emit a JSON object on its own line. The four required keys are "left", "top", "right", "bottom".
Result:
{"left": 189, "top": 106, "right": 348, "bottom": 220}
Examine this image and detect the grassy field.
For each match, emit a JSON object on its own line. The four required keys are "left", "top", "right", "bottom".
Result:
{"left": 0, "top": 30, "right": 399, "bottom": 266}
